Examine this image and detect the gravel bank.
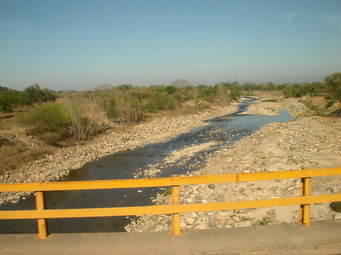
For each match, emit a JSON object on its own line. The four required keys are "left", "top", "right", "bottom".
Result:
{"left": 126, "top": 99, "right": 341, "bottom": 232}
{"left": 0, "top": 104, "right": 238, "bottom": 205}
{"left": 243, "top": 97, "right": 307, "bottom": 117}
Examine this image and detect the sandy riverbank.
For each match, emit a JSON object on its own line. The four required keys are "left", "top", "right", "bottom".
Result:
{"left": 126, "top": 98, "right": 341, "bottom": 232}
{"left": 0, "top": 103, "right": 238, "bottom": 205}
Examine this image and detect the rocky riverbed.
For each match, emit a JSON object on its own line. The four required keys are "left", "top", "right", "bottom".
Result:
{"left": 125, "top": 99, "right": 341, "bottom": 232}
{"left": 0, "top": 103, "right": 238, "bottom": 205}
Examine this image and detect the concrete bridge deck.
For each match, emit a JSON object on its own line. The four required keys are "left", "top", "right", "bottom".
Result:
{"left": 1, "top": 219, "right": 340, "bottom": 255}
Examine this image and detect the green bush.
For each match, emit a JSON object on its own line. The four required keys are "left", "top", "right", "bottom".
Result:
{"left": 103, "top": 98, "right": 119, "bottom": 120}
{"left": 229, "top": 89, "right": 241, "bottom": 102}
{"left": 0, "top": 87, "right": 27, "bottom": 112}
{"left": 24, "top": 84, "right": 56, "bottom": 104}
{"left": 303, "top": 82, "right": 324, "bottom": 96}
{"left": 198, "top": 86, "right": 217, "bottom": 102}
{"left": 0, "top": 91, "right": 19, "bottom": 112}
{"left": 18, "top": 103, "right": 72, "bottom": 144}
{"left": 325, "top": 72, "right": 341, "bottom": 102}
{"left": 164, "top": 86, "right": 176, "bottom": 94}
{"left": 283, "top": 85, "right": 304, "bottom": 98}
{"left": 0, "top": 85, "right": 56, "bottom": 112}
{"left": 144, "top": 90, "right": 180, "bottom": 112}
{"left": 143, "top": 101, "right": 158, "bottom": 113}
{"left": 282, "top": 83, "right": 325, "bottom": 98}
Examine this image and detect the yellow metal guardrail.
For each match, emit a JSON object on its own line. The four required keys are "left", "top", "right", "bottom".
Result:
{"left": 0, "top": 167, "right": 340, "bottom": 239}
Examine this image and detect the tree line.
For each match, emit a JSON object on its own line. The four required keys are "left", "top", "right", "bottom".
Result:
{"left": 0, "top": 84, "right": 56, "bottom": 112}
{"left": 1, "top": 72, "right": 340, "bottom": 114}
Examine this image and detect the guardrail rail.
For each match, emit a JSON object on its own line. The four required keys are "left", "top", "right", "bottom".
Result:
{"left": 0, "top": 167, "right": 340, "bottom": 239}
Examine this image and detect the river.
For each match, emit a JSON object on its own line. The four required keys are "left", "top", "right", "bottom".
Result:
{"left": 0, "top": 98, "right": 294, "bottom": 233}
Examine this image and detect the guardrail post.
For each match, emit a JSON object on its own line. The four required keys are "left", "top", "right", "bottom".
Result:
{"left": 35, "top": 191, "right": 48, "bottom": 239}
{"left": 171, "top": 177, "right": 181, "bottom": 235}
{"left": 301, "top": 177, "right": 312, "bottom": 226}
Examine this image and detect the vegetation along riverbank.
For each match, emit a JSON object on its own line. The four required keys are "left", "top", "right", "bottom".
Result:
{"left": 125, "top": 74, "right": 341, "bottom": 232}
{"left": 1, "top": 73, "right": 341, "bottom": 217}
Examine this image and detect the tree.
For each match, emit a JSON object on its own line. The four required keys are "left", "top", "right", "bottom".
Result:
{"left": 0, "top": 85, "right": 56, "bottom": 112}
{"left": 164, "top": 86, "right": 176, "bottom": 94}
{"left": 325, "top": 72, "right": 341, "bottom": 102}
{"left": 24, "top": 84, "right": 56, "bottom": 104}
{"left": 0, "top": 87, "right": 24, "bottom": 112}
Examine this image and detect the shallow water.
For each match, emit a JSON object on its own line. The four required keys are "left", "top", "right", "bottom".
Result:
{"left": 0, "top": 98, "right": 294, "bottom": 233}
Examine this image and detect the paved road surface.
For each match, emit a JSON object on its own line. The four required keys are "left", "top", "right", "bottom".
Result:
{"left": 0, "top": 219, "right": 340, "bottom": 255}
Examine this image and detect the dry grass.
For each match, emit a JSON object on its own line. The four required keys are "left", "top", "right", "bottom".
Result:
{"left": 0, "top": 133, "right": 52, "bottom": 175}
{"left": 0, "top": 113, "right": 54, "bottom": 174}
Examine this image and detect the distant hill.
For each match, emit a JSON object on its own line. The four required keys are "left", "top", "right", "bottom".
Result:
{"left": 94, "top": 84, "right": 114, "bottom": 91}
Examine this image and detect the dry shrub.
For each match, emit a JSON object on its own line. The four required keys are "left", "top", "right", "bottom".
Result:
{"left": 65, "top": 96, "right": 107, "bottom": 141}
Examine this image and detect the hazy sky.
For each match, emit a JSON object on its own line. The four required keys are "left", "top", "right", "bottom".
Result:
{"left": 1, "top": 0, "right": 341, "bottom": 90}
